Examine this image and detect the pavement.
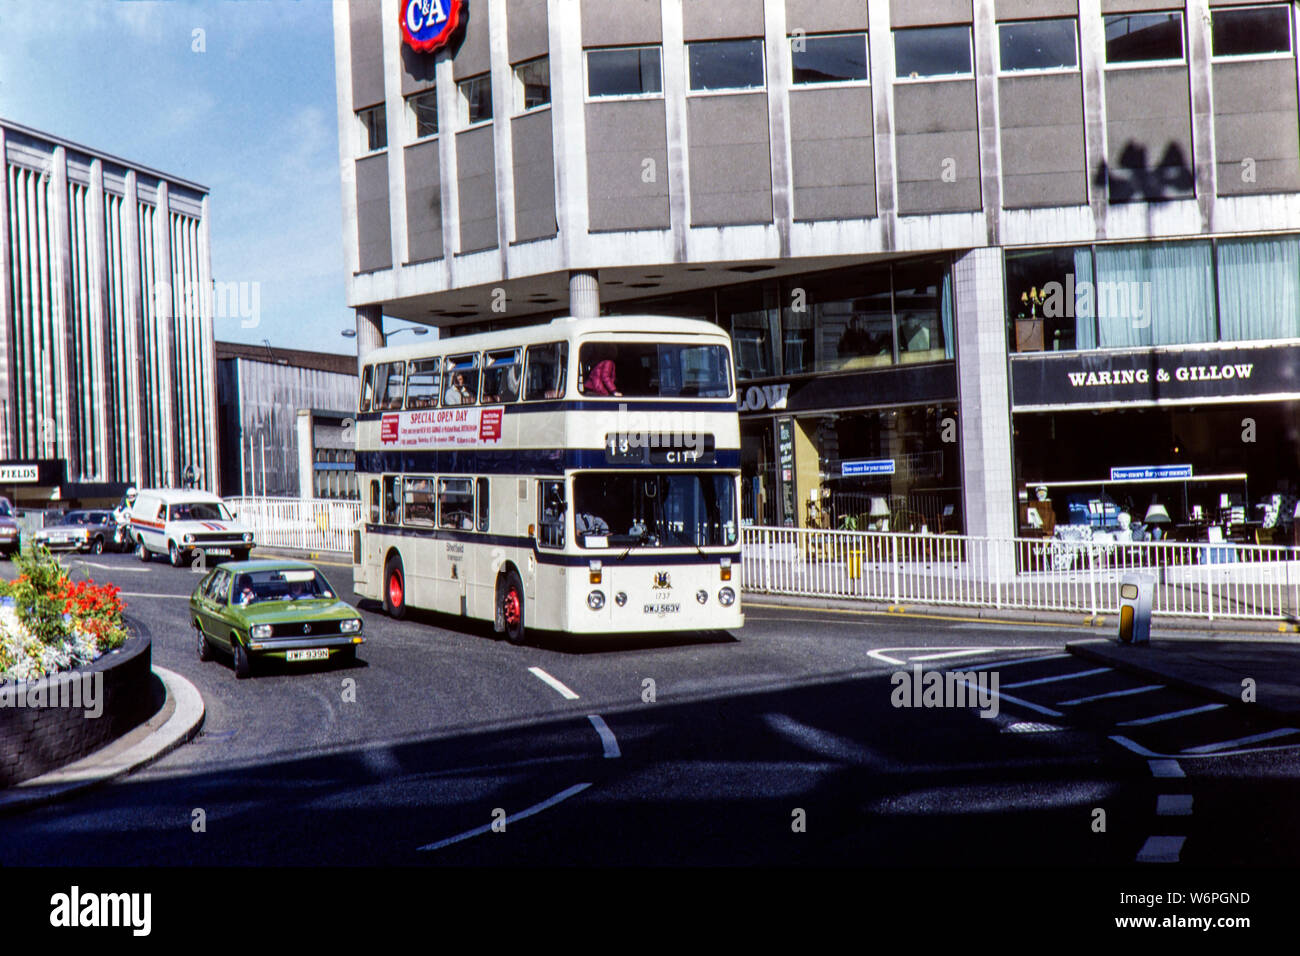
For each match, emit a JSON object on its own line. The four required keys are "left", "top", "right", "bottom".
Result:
{"left": 0, "top": 666, "right": 206, "bottom": 814}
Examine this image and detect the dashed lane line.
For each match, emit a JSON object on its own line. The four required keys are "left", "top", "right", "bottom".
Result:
{"left": 1181, "top": 727, "right": 1300, "bottom": 754}
{"left": 1137, "top": 835, "right": 1186, "bottom": 863}
{"left": 416, "top": 783, "right": 592, "bottom": 853}
{"left": 586, "top": 715, "right": 621, "bottom": 759}
{"left": 1001, "top": 667, "right": 1112, "bottom": 689}
{"left": 1157, "top": 794, "right": 1194, "bottom": 816}
{"left": 528, "top": 666, "right": 580, "bottom": 700}
{"left": 1112, "top": 733, "right": 1300, "bottom": 759}
{"left": 1116, "top": 703, "right": 1226, "bottom": 728}
{"left": 1058, "top": 684, "right": 1163, "bottom": 707}
{"left": 1148, "top": 759, "right": 1186, "bottom": 778}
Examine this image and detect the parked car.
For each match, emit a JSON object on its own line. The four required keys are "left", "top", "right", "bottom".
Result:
{"left": 129, "top": 488, "right": 254, "bottom": 567}
{"left": 190, "top": 560, "right": 364, "bottom": 678}
{"left": 0, "top": 497, "right": 18, "bottom": 558}
{"left": 30, "top": 510, "right": 118, "bottom": 553}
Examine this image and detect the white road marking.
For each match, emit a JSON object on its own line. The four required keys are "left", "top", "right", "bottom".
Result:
{"left": 867, "top": 646, "right": 1055, "bottom": 667}
{"left": 1148, "top": 759, "right": 1185, "bottom": 778}
{"left": 1113, "top": 733, "right": 1300, "bottom": 759}
{"left": 70, "top": 561, "right": 152, "bottom": 573}
{"left": 951, "top": 676, "right": 1063, "bottom": 717}
{"left": 118, "top": 592, "right": 180, "bottom": 599}
{"left": 1137, "top": 835, "right": 1186, "bottom": 863}
{"left": 965, "top": 652, "right": 1072, "bottom": 671}
{"left": 586, "top": 715, "right": 621, "bottom": 759}
{"left": 1116, "top": 703, "right": 1225, "bottom": 727}
{"left": 908, "top": 649, "right": 1001, "bottom": 662}
{"left": 1002, "top": 667, "right": 1112, "bottom": 689}
{"left": 1182, "top": 727, "right": 1300, "bottom": 754}
{"left": 528, "top": 666, "right": 579, "bottom": 700}
{"left": 1059, "top": 684, "right": 1163, "bottom": 706}
{"left": 1157, "top": 794, "right": 1193, "bottom": 816}
{"left": 416, "top": 783, "right": 592, "bottom": 852}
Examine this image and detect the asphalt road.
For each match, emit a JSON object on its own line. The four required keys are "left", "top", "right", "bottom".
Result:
{"left": 3, "top": 550, "right": 1299, "bottom": 867}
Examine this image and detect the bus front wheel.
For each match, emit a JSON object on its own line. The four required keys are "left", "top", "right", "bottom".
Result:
{"left": 384, "top": 555, "right": 408, "bottom": 620}
{"left": 500, "top": 570, "right": 525, "bottom": 645}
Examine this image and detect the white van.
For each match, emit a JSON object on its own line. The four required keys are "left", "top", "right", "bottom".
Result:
{"left": 129, "top": 488, "right": 254, "bottom": 567}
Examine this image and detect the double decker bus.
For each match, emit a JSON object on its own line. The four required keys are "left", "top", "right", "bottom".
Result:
{"left": 352, "top": 315, "right": 742, "bottom": 643}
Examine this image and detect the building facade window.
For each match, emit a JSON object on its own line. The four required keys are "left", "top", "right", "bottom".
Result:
{"left": 1210, "top": 4, "right": 1292, "bottom": 58}
{"left": 586, "top": 46, "right": 663, "bottom": 97}
{"left": 1217, "top": 234, "right": 1300, "bottom": 341}
{"left": 407, "top": 89, "right": 438, "bottom": 139}
{"left": 893, "top": 25, "right": 973, "bottom": 79}
{"left": 357, "top": 104, "right": 386, "bottom": 152}
{"left": 791, "top": 33, "right": 869, "bottom": 85}
{"left": 1104, "top": 12, "right": 1184, "bottom": 64}
{"left": 458, "top": 74, "right": 493, "bottom": 125}
{"left": 687, "top": 38, "right": 765, "bottom": 91}
{"left": 998, "top": 18, "right": 1078, "bottom": 72}
{"left": 514, "top": 57, "right": 550, "bottom": 112}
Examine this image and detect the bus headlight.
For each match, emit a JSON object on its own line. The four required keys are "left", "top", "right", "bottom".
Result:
{"left": 615, "top": 592, "right": 627, "bottom": 607}
{"left": 250, "top": 624, "right": 272, "bottom": 639}
{"left": 184, "top": 534, "right": 195, "bottom": 544}
{"left": 718, "top": 587, "right": 736, "bottom": 607}
{"left": 587, "top": 590, "right": 605, "bottom": 610}
{"left": 340, "top": 619, "right": 362, "bottom": 633}
{"left": 696, "top": 589, "right": 708, "bottom": 605}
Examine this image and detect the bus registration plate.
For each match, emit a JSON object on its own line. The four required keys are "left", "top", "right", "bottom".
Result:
{"left": 643, "top": 602, "right": 680, "bottom": 616}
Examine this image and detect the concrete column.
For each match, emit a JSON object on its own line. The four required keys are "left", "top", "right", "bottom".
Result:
{"left": 0, "top": 127, "right": 16, "bottom": 459}
{"left": 122, "top": 171, "right": 145, "bottom": 484}
{"left": 297, "top": 410, "right": 315, "bottom": 500}
{"left": 568, "top": 270, "right": 599, "bottom": 318}
{"left": 50, "top": 147, "right": 80, "bottom": 480}
{"left": 763, "top": 0, "right": 794, "bottom": 258}
{"left": 435, "top": 46, "right": 462, "bottom": 288}
{"left": 660, "top": 0, "right": 690, "bottom": 260}
{"left": 972, "top": 0, "right": 1002, "bottom": 247}
{"left": 87, "top": 159, "right": 115, "bottom": 482}
{"left": 866, "top": 0, "right": 898, "bottom": 250}
{"left": 355, "top": 305, "right": 385, "bottom": 372}
{"left": 1186, "top": 0, "right": 1217, "bottom": 232}
{"left": 153, "top": 181, "right": 178, "bottom": 486}
{"left": 381, "top": 0, "right": 410, "bottom": 271}
{"left": 953, "top": 247, "right": 1016, "bottom": 548}
{"left": 548, "top": 0, "right": 591, "bottom": 267}
{"left": 198, "top": 195, "right": 219, "bottom": 492}
{"left": 1078, "top": 0, "right": 1110, "bottom": 238}
{"left": 488, "top": 0, "right": 517, "bottom": 272}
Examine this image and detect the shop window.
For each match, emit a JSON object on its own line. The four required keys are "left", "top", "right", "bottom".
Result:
{"left": 1217, "top": 235, "right": 1300, "bottom": 341}
{"left": 1104, "top": 12, "right": 1184, "bottom": 64}
{"left": 515, "top": 57, "right": 550, "bottom": 112}
{"left": 1211, "top": 5, "right": 1291, "bottom": 58}
{"left": 407, "top": 89, "right": 438, "bottom": 139}
{"left": 587, "top": 46, "right": 663, "bottom": 98}
{"left": 804, "top": 266, "right": 895, "bottom": 372}
{"left": 998, "top": 18, "right": 1078, "bottom": 72}
{"left": 1094, "top": 240, "right": 1214, "bottom": 347}
{"left": 459, "top": 74, "right": 493, "bottom": 125}
{"left": 722, "top": 285, "right": 779, "bottom": 380}
{"left": 894, "top": 25, "right": 972, "bottom": 79}
{"left": 893, "top": 259, "right": 953, "bottom": 365}
{"left": 357, "top": 104, "right": 386, "bottom": 152}
{"left": 688, "top": 38, "right": 765, "bottom": 91}
{"left": 1005, "top": 246, "right": 1095, "bottom": 352}
{"left": 791, "top": 33, "right": 869, "bottom": 85}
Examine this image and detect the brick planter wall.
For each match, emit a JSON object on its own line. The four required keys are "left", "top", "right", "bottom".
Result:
{"left": 0, "top": 628, "right": 154, "bottom": 787}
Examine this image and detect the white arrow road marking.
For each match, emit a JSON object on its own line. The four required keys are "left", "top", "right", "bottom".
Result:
{"left": 417, "top": 783, "right": 592, "bottom": 853}
{"left": 1137, "top": 835, "right": 1186, "bottom": 863}
{"left": 587, "top": 715, "right": 620, "bottom": 758}
{"left": 1116, "top": 703, "right": 1225, "bottom": 727}
{"left": 528, "top": 666, "right": 579, "bottom": 700}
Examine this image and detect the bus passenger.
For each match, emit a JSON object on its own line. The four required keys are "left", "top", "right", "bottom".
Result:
{"left": 444, "top": 372, "right": 472, "bottom": 406}
{"left": 583, "top": 349, "right": 621, "bottom": 396}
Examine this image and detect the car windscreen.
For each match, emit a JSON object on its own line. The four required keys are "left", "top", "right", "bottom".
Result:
{"left": 573, "top": 473, "right": 737, "bottom": 549}
{"left": 231, "top": 569, "right": 335, "bottom": 605}
{"left": 578, "top": 342, "right": 732, "bottom": 398}
{"left": 169, "top": 502, "right": 232, "bottom": 522}
{"left": 0, "top": 501, "right": 10, "bottom": 517}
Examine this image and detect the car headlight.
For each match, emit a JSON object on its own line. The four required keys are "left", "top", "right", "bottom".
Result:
{"left": 250, "top": 624, "right": 272, "bottom": 639}
{"left": 184, "top": 534, "right": 195, "bottom": 544}
{"left": 340, "top": 619, "right": 361, "bottom": 633}
{"left": 587, "top": 590, "right": 605, "bottom": 610}
{"left": 718, "top": 587, "right": 736, "bottom": 607}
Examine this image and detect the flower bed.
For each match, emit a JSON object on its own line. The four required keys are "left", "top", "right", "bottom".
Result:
{"left": 0, "top": 545, "right": 127, "bottom": 684}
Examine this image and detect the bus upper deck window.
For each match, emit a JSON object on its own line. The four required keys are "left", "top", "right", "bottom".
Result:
{"left": 443, "top": 354, "right": 479, "bottom": 406}
{"left": 360, "top": 365, "right": 375, "bottom": 412}
{"left": 524, "top": 342, "right": 567, "bottom": 400}
{"left": 405, "top": 359, "right": 442, "bottom": 409}
{"left": 482, "top": 349, "right": 522, "bottom": 404}
{"left": 377, "top": 362, "right": 406, "bottom": 410}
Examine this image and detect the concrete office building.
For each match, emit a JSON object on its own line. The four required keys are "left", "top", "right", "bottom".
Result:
{"left": 333, "top": 0, "right": 1300, "bottom": 544}
{"left": 0, "top": 119, "right": 217, "bottom": 506}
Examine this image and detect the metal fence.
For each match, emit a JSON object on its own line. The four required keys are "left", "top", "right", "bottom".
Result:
{"left": 227, "top": 496, "right": 362, "bottom": 554}
{"left": 742, "top": 525, "right": 1300, "bottom": 622}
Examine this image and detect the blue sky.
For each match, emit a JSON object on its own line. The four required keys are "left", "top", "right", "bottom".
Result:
{"left": 0, "top": 0, "right": 420, "bottom": 355}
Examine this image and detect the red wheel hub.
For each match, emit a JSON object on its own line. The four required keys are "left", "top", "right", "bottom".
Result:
{"left": 388, "top": 570, "right": 404, "bottom": 607}
{"left": 503, "top": 588, "right": 521, "bottom": 627}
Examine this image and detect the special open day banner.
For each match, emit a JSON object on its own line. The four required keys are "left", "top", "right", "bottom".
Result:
{"left": 380, "top": 407, "right": 504, "bottom": 447}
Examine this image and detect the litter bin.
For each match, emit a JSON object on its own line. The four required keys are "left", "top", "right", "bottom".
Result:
{"left": 1117, "top": 573, "right": 1153, "bottom": 644}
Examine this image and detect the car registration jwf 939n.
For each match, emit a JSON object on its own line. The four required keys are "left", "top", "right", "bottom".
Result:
{"left": 286, "top": 648, "right": 330, "bottom": 662}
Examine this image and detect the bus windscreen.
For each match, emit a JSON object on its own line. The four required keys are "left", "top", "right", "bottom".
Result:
{"left": 573, "top": 473, "right": 737, "bottom": 549}
{"left": 577, "top": 342, "right": 732, "bottom": 398}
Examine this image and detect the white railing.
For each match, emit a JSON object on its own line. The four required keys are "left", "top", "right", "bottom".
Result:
{"left": 227, "top": 497, "right": 362, "bottom": 554}
{"left": 742, "top": 525, "right": 1300, "bottom": 623}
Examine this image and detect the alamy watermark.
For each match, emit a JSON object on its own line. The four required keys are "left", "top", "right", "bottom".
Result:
{"left": 612, "top": 404, "right": 706, "bottom": 459}
{"left": 1039, "top": 274, "right": 1154, "bottom": 329}
{"left": 0, "top": 671, "right": 103, "bottom": 718}
{"left": 890, "top": 664, "right": 999, "bottom": 719}
{"left": 153, "top": 279, "right": 261, "bottom": 328}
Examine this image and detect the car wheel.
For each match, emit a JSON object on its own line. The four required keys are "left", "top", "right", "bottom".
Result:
{"left": 383, "top": 554, "right": 407, "bottom": 621}
{"left": 232, "top": 637, "right": 251, "bottom": 679}
{"left": 196, "top": 625, "right": 214, "bottom": 662}
{"left": 91, "top": 537, "right": 104, "bottom": 555}
{"left": 500, "top": 569, "right": 526, "bottom": 646}
{"left": 136, "top": 538, "right": 150, "bottom": 562}
{"left": 169, "top": 541, "right": 186, "bottom": 567}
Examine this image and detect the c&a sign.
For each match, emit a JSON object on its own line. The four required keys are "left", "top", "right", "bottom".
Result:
{"left": 400, "top": 0, "right": 464, "bottom": 54}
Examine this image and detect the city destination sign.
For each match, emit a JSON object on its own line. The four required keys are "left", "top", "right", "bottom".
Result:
{"left": 400, "top": 0, "right": 464, "bottom": 53}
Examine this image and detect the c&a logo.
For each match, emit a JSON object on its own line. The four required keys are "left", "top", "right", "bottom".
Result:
{"left": 401, "top": 0, "right": 464, "bottom": 53}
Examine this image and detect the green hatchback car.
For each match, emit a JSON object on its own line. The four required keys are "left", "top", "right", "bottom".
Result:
{"left": 191, "top": 560, "right": 364, "bottom": 678}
